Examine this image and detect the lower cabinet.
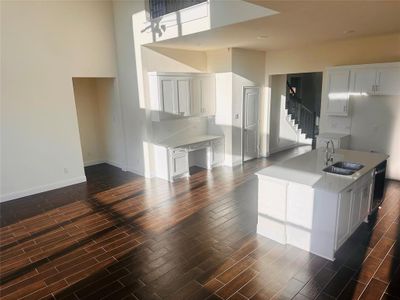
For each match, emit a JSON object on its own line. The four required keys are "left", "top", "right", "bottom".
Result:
{"left": 335, "top": 171, "right": 374, "bottom": 250}
{"left": 336, "top": 186, "right": 353, "bottom": 248}
{"left": 154, "top": 138, "right": 224, "bottom": 182}
{"left": 169, "top": 149, "right": 189, "bottom": 179}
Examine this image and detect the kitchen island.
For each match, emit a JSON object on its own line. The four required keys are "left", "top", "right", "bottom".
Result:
{"left": 256, "top": 148, "right": 388, "bottom": 260}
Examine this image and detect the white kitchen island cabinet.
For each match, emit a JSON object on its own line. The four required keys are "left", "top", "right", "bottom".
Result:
{"left": 256, "top": 149, "right": 387, "bottom": 261}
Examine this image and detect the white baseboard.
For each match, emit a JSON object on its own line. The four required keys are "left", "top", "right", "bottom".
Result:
{"left": 0, "top": 176, "right": 87, "bottom": 203}
{"left": 84, "top": 159, "right": 106, "bottom": 167}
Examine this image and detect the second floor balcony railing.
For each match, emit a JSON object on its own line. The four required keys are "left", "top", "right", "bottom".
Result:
{"left": 149, "top": 0, "right": 207, "bottom": 19}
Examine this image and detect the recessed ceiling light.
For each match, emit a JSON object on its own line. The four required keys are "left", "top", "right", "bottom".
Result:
{"left": 257, "top": 35, "right": 269, "bottom": 40}
{"left": 344, "top": 30, "right": 355, "bottom": 35}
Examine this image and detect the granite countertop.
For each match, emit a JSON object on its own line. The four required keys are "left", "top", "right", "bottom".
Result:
{"left": 256, "top": 149, "right": 388, "bottom": 193}
{"left": 154, "top": 135, "right": 224, "bottom": 149}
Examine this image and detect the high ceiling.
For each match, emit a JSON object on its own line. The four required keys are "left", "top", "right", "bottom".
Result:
{"left": 148, "top": 0, "right": 400, "bottom": 51}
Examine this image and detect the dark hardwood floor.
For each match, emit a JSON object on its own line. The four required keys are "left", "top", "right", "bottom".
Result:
{"left": 1, "top": 145, "right": 399, "bottom": 300}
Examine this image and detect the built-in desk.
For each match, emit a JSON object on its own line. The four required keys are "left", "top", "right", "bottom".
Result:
{"left": 153, "top": 135, "right": 224, "bottom": 181}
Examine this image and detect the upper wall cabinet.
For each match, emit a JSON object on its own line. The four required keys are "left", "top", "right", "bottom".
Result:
{"left": 326, "top": 69, "right": 351, "bottom": 116}
{"left": 149, "top": 72, "right": 216, "bottom": 121}
{"left": 325, "top": 62, "right": 400, "bottom": 117}
{"left": 375, "top": 66, "right": 400, "bottom": 95}
{"left": 351, "top": 64, "right": 400, "bottom": 96}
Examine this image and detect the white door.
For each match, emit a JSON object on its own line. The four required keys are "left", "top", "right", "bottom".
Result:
{"left": 243, "top": 88, "right": 259, "bottom": 161}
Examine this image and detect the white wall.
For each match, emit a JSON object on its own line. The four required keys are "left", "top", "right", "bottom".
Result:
{"left": 231, "top": 48, "right": 265, "bottom": 165}
{"left": 96, "top": 78, "right": 126, "bottom": 169}
{"left": 1, "top": 0, "right": 118, "bottom": 201}
{"left": 205, "top": 48, "right": 266, "bottom": 166}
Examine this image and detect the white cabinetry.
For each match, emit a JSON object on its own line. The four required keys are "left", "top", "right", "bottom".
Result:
{"left": 149, "top": 72, "right": 215, "bottom": 121}
{"left": 153, "top": 137, "right": 224, "bottom": 182}
{"left": 375, "top": 66, "right": 400, "bottom": 95}
{"left": 351, "top": 65, "right": 400, "bottom": 96}
{"left": 336, "top": 186, "right": 353, "bottom": 248}
{"left": 335, "top": 171, "right": 374, "bottom": 250}
{"left": 169, "top": 149, "right": 189, "bottom": 178}
{"left": 192, "top": 75, "right": 216, "bottom": 116}
{"left": 326, "top": 69, "right": 350, "bottom": 116}
{"left": 351, "top": 68, "right": 376, "bottom": 95}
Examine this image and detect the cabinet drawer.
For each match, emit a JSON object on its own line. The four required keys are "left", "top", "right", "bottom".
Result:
{"left": 189, "top": 141, "right": 210, "bottom": 151}
{"left": 171, "top": 148, "right": 187, "bottom": 157}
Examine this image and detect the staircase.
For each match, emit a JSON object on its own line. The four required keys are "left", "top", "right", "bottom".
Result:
{"left": 286, "top": 81, "right": 318, "bottom": 148}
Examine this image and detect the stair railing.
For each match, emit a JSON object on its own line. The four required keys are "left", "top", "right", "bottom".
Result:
{"left": 286, "top": 81, "right": 318, "bottom": 146}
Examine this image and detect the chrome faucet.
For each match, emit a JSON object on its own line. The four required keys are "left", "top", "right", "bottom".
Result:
{"left": 325, "top": 140, "right": 335, "bottom": 165}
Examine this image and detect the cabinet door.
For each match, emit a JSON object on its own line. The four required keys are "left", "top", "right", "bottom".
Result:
{"left": 191, "top": 78, "right": 202, "bottom": 116}
{"left": 171, "top": 151, "right": 188, "bottom": 177}
{"left": 336, "top": 187, "right": 353, "bottom": 248}
{"left": 202, "top": 76, "right": 216, "bottom": 116}
{"left": 350, "top": 185, "right": 362, "bottom": 232}
{"left": 376, "top": 66, "right": 400, "bottom": 96}
{"left": 177, "top": 78, "right": 191, "bottom": 116}
{"left": 352, "top": 68, "right": 376, "bottom": 95}
{"left": 326, "top": 69, "right": 350, "bottom": 116}
{"left": 212, "top": 139, "right": 224, "bottom": 166}
{"left": 159, "top": 77, "right": 178, "bottom": 114}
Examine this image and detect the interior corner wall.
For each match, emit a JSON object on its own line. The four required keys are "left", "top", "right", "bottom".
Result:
{"left": 231, "top": 48, "right": 266, "bottom": 164}
{"left": 112, "top": 0, "right": 147, "bottom": 176}
{"left": 1, "top": 0, "right": 118, "bottom": 202}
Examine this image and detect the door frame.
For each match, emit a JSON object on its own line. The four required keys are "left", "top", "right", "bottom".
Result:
{"left": 241, "top": 86, "right": 261, "bottom": 162}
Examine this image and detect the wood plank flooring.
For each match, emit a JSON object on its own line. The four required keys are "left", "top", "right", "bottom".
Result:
{"left": 1, "top": 145, "right": 399, "bottom": 300}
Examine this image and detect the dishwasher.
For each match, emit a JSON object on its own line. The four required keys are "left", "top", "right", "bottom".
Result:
{"left": 370, "top": 160, "right": 387, "bottom": 213}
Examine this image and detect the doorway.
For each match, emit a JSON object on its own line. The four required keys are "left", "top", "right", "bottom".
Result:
{"left": 72, "top": 78, "right": 125, "bottom": 169}
{"left": 242, "top": 87, "right": 260, "bottom": 162}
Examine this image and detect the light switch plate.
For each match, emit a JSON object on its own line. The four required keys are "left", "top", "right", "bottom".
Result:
{"left": 234, "top": 113, "right": 240, "bottom": 119}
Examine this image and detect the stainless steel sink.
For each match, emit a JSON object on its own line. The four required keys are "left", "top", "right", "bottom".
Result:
{"left": 331, "top": 161, "right": 364, "bottom": 171}
{"left": 323, "top": 161, "right": 364, "bottom": 176}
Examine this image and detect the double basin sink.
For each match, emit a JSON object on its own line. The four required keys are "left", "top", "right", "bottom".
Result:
{"left": 323, "top": 161, "right": 364, "bottom": 176}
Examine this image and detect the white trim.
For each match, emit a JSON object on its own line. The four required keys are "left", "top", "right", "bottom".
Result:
{"left": 84, "top": 159, "right": 106, "bottom": 167}
{"left": 0, "top": 176, "right": 87, "bottom": 203}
